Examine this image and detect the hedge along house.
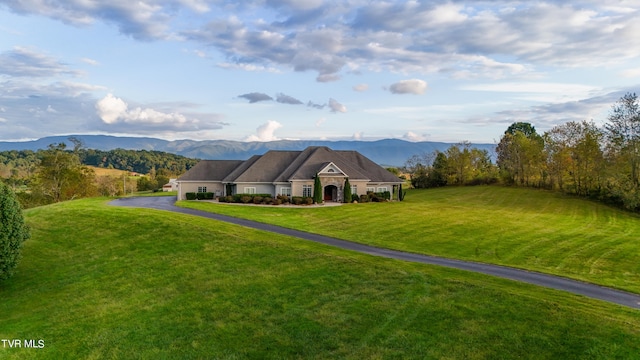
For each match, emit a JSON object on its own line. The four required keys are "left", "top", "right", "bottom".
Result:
{"left": 177, "top": 146, "right": 403, "bottom": 201}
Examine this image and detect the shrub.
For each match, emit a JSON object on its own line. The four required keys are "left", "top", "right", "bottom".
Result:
{"left": 240, "top": 196, "right": 252, "bottom": 204}
{"left": 292, "top": 196, "right": 303, "bottom": 205}
{"left": 204, "top": 192, "right": 214, "bottom": 200}
{"left": 185, "top": 192, "right": 197, "bottom": 200}
{"left": 253, "top": 196, "right": 263, "bottom": 204}
{"left": 263, "top": 197, "right": 272, "bottom": 204}
{"left": 303, "top": 197, "right": 313, "bottom": 205}
{"left": 225, "top": 196, "right": 234, "bottom": 203}
{"left": 351, "top": 194, "right": 360, "bottom": 203}
{"left": 0, "top": 182, "right": 30, "bottom": 281}
{"left": 196, "top": 192, "right": 206, "bottom": 200}
{"left": 277, "top": 194, "right": 290, "bottom": 203}
{"left": 272, "top": 198, "right": 282, "bottom": 205}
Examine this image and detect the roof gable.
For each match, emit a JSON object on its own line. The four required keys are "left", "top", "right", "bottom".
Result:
{"left": 317, "top": 162, "right": 347, "bottom": 176}
{"left": 281, "top": 147, "right": 370, "bottom": 181}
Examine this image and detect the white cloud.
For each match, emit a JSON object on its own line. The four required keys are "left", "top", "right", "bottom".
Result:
{"left": 95, "top": 94, "right": 224, "bottom": 133}
{"left": 315, "top": 117, "right": 326, "bottom": 127}
{"left": 80, "top": 58, "right": 100, "bottom": 66}
{"left": 353, "top": 83, "right": 369, "bottom": 92}
{"left": 328, "top": 98, "right": 347, "bottom": 113}
{"left": 245, "top": 120, "right": 282, "bottom": 141}
{"left": 403, "top": 132, "right": 427, "bottom": 142}
{"left": 462, "top": 82, "right": 602, "bottom": 103}
{"left": 0, "top": 47, "right": 81, "bottom": 78}
{"left": 620, "top": 68, "right": 640, "bottom": 78}
{"left": 389, "top": 79, "right": 428, "bottom": 95}
{"left": 96, "top": 94, "right": 129, "bottom": 124}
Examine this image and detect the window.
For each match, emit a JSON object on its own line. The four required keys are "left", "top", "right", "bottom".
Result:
{"left": 244, "top": 187, "right": 256, "bottom": 194}
{"left": 302, "top": 185, "right": 312, "bottom": 197}
{"left": 197, "top": 186, "right": 207, "bottom": 193}
{"left": 351, "top": 185, "right": 357, "bottom": 195}
{"left": 327, "top": 168, "right": 335, "bottom": 173}
{"left": 281, "top": 187, "right": 291, "bottom": 196}
{"left": 366, "top": 187, "right": 375, "bottom": 193}
{"left": 377, "top": 187, "right": 388, "bottom": 193}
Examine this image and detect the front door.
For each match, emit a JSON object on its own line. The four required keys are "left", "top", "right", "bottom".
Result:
{"left": 324, "top": 185, "right": 337, "bottom": 201}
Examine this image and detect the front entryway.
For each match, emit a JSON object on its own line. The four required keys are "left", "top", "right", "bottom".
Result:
{"left": 324, "top": 185, "right": 337, "bottom": 201}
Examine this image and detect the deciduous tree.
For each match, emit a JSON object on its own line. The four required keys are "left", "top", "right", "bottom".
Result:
{"left": 34, "top": 143, "right": 97, "bottom": 202}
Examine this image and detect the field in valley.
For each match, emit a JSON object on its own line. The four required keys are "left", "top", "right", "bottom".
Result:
{"left": 0, "top": 189, "right": 639, "bottom": 358}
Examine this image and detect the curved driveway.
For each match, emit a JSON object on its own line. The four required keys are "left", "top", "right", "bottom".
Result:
{"left": 111, "top": 196, "right": 640, "bottom": 310}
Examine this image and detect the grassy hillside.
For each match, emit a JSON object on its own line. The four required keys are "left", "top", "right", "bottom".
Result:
{"left": 0, "top": 198, "right": 639, "bottom": 358}
{"left": 179, "top": 186, "right": 640, "bottom": 294}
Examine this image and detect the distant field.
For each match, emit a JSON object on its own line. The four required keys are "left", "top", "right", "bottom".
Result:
{"left": 0, "top": 198, "right": 638, "bottom": 358}
{"left": 178, "top": 186, "right": 640, "bottom": 294}
{"left": 88, "top": 166, "right": 134, "bottom": 177}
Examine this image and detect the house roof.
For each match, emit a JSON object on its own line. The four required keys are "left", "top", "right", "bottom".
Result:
{"left": 178, "top": 146, "right": 402, "bottom": 184}
{"left": 227, "top": 151, "right": 301, "bottom": 183}
{"left": 177, "top": 160, "right": 244, "bottom": 181}
{"left": 278, "top": 146, "right": 369, "bottom": 181}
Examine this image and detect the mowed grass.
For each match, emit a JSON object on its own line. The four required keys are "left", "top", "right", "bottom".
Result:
{"left": 178, "top": 186, "right": 640, "bottom": 293}
{"left": 0, "top": 198, "right": 638, "bottom": 358}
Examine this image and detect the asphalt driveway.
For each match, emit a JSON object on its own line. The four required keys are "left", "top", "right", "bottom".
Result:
{"left": 110, "top": 196, "right": 640, "bottom": 310}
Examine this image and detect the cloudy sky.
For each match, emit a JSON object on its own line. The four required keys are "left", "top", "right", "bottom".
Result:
{"left": 1, "top": 1, "right": 640, "bottom": 143}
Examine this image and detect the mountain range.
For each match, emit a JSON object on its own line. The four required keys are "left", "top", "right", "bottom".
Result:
{"left": 0, "top": 135, "right": 497, "bottom": 166}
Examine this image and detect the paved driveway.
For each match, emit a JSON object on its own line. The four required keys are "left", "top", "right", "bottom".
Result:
{"left": 110, "top": 196, "right": 640, "bottom": 310}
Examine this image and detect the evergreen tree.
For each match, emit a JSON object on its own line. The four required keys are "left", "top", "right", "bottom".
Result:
{"left": 0, "top": 182, "right": 30, "bottom": 281}
{"left": 313, "top": 174, "right": 323, "bottom": 204}
{"left": 343, "top": 178, "right": 352, "bottom": 203}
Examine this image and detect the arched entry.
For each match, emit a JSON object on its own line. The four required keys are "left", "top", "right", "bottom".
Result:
{"left": 324, "top": 185, "right": 338, "bottom": 202}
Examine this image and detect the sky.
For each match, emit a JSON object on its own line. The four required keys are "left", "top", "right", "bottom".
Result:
{"left": 1, "top": 0, "right": 640, "bottom": 144}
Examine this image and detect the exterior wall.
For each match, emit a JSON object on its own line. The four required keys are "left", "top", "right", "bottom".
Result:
{"left": 274, "top": 183, "right": 293, "bottom": 196}
{"left": 177, "top": 181, "right": 224, "bottom": 200}
{"left": 366, "top": 182, "right": 399, "bottom": 199}
{"left": 348, "top": 180, "right": 368, "bottom": 196}
{"left": 291, "top": 180, "right": 314, "bottom": 197}
{"left": 234, "top": 183, "right": 275, "bottom": 195}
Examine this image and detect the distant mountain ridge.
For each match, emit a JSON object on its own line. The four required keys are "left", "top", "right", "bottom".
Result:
{"left": 0, "top": 135, "right": 497, "bottom": 166}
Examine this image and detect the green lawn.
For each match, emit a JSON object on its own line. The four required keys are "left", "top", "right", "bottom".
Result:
{"left": 178, "top": 186, "right": 640, "bottom": 294}
{"left": 0, "top": 198, "right": 638, "bottom": 358}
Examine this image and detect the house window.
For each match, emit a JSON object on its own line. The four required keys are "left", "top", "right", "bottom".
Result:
{"left": 302, "top": 185, "right": 312, "bottom": 197}
{"left": 328, "top": 168, "right": 335, "bottom": 173}
{"left": 366, "top": 187, "right": 375, "bottom": 193}
{"left": 281, "top": 187, "right": 291, "bottom": 196}
{"left": 197, "top": 186, "right": 207, "bottom": 193}
{"left": 244, "top": 187, "right": 256, "bottom": 194}
{"left": 351, "top": 185, "right": 357, "bottom": 195}
{"left": 377, "top": 187, "right": 388, "bottom": 192}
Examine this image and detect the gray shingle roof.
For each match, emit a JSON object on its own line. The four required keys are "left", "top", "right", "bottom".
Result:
{"left": 178, "top": 146, "right": 402, "bottom": 184}
{"left": 177, "top": 160, "right": 245, "bottom": 181}
{"left": 281, "top": 147, "right": 369, "bottom": 181}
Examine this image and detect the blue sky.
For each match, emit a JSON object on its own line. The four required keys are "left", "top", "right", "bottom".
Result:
{"left": 1, "top": 1, "right": 640, "bottom": 143}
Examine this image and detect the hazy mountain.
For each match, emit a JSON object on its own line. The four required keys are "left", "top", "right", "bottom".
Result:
{"left": 0, "top": 135, "right": 496, "bottom": 166}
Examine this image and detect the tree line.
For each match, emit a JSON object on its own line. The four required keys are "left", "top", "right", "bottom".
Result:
{"left": 0, "top": 142, "right": 198, "bottom": 208}
{"left": 405, "top": 92, "right": 640, "bottom": 212}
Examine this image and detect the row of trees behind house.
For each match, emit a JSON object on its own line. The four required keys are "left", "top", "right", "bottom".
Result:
{"left": 405, "top": 92, "right": 640, "bottom": 212}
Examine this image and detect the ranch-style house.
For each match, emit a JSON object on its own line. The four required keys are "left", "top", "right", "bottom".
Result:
{"left": 177, "top": 146, "right": 403, "bottom": 201}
